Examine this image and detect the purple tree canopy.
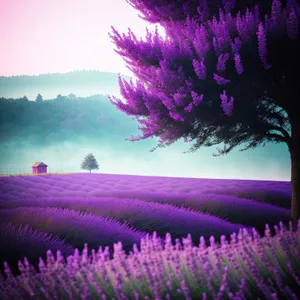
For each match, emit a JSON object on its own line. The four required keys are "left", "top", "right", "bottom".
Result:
{"left": 125, "top": 0, "right": 291, "bottom": 26}
{"left": 108, "top": 0, "right": 299, "bottom": 156}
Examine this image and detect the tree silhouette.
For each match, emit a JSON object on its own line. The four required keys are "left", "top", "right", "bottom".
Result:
{"left": 81, "top": 153, "right": 99, "bottom": 173}
{"left": 35, "top": 93, "right": 43, "bottom": 103}
{"left": 56, "top": 94, "right": 64, "bottom": 101}
{"left": 67, "top": 93, "right": 76, "bottom": 100}
{"left": 108, "top": 0, "right": 300, "bottom": 227}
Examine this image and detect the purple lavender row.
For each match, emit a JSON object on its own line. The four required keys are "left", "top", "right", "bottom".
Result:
{"left": 1, "top": 220, "right": 299, "bottom": 299}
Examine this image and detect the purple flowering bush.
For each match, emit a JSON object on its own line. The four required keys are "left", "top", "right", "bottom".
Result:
{"left": 0, "top": 221, "right": 299, "bottom": 299}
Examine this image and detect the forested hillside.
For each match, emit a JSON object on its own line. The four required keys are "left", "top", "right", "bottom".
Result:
{"left": 0, "top": 94, "right": 136, "bottom": 147}
{"left": 0, "top": 70, "right": 130, "bottom": 100}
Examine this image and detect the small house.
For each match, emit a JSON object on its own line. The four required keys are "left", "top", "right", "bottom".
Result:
{"left": 32, "top": 162, "right": 48, "bottom": 174}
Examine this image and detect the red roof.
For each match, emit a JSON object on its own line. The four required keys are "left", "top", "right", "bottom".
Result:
{"left": 32, "top": 162, "right": 48, "bottom": 167}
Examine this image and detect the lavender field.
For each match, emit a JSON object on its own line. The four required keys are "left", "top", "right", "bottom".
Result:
{"left": 0, "top": 173, "right": 299, "bottom": 299}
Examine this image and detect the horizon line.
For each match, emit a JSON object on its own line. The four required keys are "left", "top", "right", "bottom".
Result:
{"left": 0, "top": 69, "right": 133, "bottom": 78}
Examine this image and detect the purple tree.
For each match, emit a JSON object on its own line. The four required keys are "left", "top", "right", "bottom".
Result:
{"left": 108, "top": 0, "right": 300, "bottom": 228}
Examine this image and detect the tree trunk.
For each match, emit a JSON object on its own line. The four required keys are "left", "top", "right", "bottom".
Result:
{"left": 291, "top": 120, "right": 300, "bottom": 230}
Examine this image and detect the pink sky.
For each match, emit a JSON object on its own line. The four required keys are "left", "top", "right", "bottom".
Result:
{"left": 0, "top": 0, "right": 165, "bottom": 77}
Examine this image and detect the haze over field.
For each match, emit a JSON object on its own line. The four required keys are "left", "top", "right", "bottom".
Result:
{"left": 0, "top": 0, "right": 291, "bottom": 181}
{"left": 0, "top": 87, "right": 290, "bottom": 181}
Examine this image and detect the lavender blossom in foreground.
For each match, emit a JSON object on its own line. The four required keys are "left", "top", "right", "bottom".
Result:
{"left": 0, "top": 220, "right": 299, "bottom": 299}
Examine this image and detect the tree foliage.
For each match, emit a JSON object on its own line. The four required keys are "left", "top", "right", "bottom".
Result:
{"left": 125, "top": 0, "right": 285, "bottom": 27}
{"left": 81, "top": 153, "right": 99, "bottom": 173}
{"left": 108, "top": 0, "right": 300, "bottom": 156}
{"left": 67, "top": 93, "right": 76, "bottom": 100}
{"left": 55, "top": 94, "right": 64, "bottom": 101}
{"left": 35, "top": 93, "right": 43, "bottom": 103}
{"left": 0, "top": 94, "right": 137, "bottom": 147}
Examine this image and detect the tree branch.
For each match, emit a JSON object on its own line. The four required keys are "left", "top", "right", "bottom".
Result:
{"left": 267, "top": 125, "right": 291, "bottom": 140}
{"left": 266, "top": 133, "right": 289, "bottom": 145}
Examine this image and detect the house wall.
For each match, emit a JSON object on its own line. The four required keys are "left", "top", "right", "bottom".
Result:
{"left": 32, "top": 166, "right": 47, "bottom": 174}
{"left": 37, "top": 167, "right": 47, "bottom": 173}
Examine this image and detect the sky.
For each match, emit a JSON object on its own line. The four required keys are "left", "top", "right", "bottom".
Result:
{"left": 0, "top": 0, "right": 165, "bottom": 77}
{"left": 0, "top": 0, "right": 292, "bottom": 181}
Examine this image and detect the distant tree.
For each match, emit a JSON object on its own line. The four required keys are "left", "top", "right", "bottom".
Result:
{"left": 35, "top": 93, "right": 43, "bottom": 103}
{"left": 67, "top": 93, "right": 76, "bottom": 100}
{"left": 108, "top": 0, "right": 300, "bottom": 228}
{"left": 56, "top": 94, "right": 64, "bottom": 101}
{"left": 81, "top": 153, "right": 99, "bottom": 173}
{"left": 15, "top": 96, "right": 29, "bottom": 103}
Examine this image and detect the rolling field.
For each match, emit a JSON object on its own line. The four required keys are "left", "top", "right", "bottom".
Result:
{"left": 0, "top": 173, "right": 298, "bottom": 299}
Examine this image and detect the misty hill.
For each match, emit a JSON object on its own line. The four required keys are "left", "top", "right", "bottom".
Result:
{"left": 0, "top": 94, "right": 139, "bottom": 147}
{"left": 0, "top": 70, "right": 131, "bottom": 100}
